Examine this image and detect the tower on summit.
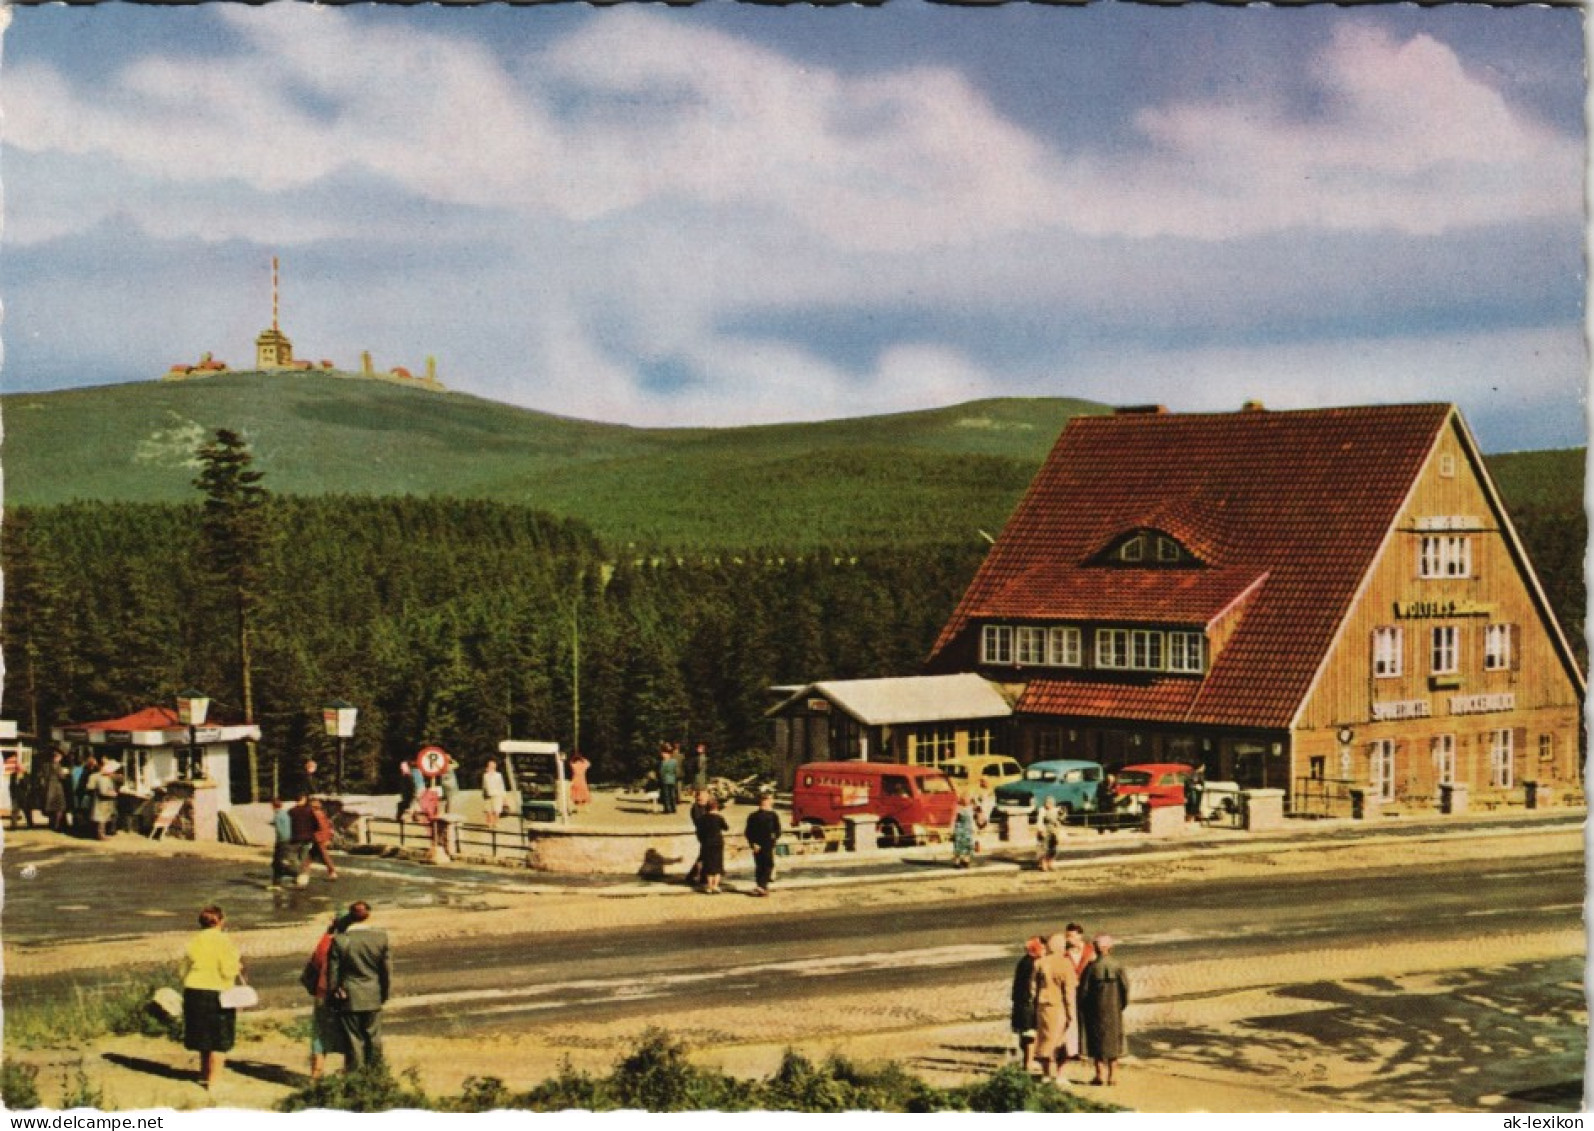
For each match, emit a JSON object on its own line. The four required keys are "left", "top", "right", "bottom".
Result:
{"left": 254, "top": 256, "right": 296, "bottom": 370}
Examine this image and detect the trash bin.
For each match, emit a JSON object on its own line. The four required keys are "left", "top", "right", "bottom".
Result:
{"left": 1439, "top": 783, "right": 1454, "bottom": 815}
{"left": 1524, "top": 780, "right": 1538, "bottom": 810}
{"left": 1349, "top": 789, "right": 1366, "bottom": 820}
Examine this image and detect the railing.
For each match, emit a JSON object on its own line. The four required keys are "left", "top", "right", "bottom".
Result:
{"left": 359, "top": 814, "right": 534, "bottom": 864}
{"left": 1291, "top": 776, "right": 1356, "bottom": 819}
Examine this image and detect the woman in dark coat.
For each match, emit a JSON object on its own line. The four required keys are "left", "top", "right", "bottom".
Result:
{"left": 695, "top": 797, "right": 729, "bottom": 894}
{"left": 1009, "top": 936, "right": 1045, "bottom": 1071}
{"left": 1079, "top": 933, "right": 1131, "bottom": 1086}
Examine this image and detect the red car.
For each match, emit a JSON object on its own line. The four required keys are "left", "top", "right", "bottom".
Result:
{"left": 1115, "top": 763, "right": 1194, "bottom": 809}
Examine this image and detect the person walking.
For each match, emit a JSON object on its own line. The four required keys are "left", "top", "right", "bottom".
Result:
{"left": 269, "top": 798, "right": 298, "bottom": 889}
{"left": 89, "top": 759, "right": 122, "bottom": 840}
{"left": 1185, "top": 766, "right": 1206, "bottom": 822}
{"left": 439, "top": 765, "right": 460, "bottom": 814}
{"left": 568, "top": 753, "right": 591, "bottom": 808}
{"left": 743, "top": 791, "right": 781, "bottom": 896}
{"left": 692, "top": 742, "right": 709, "bottom": 791}
{"left": 685, "top": 789, "right": 712, "bottom": 885}
{"left": 180, "top": 905, "right": 242, "bottom": 1091}
{"left": 395, "top": 761, "right": 416, "bottom": 822}
{"left": 1058, "top": 923, "right": 1096, "bottom": 1065}
{"left": 481, "top": 759, "right": 507, "bottom": 829}
{"left": 300, "top": 911, "right": 351, "bottom": 1081}
{"left": 657, "top": 745, "right": 680, "bottom": 814}
{"left": 69, "top": 754, "right": 91, "bottom": 835}
{"left": 694, "top": 796, "right": 729, "bottom": 894}
{"left": 951, "top": 799, "right": 979, "bottom": 868}
{"left": 1010, "top": 936, "right": 1046, "bottom": 1072}
{"left": 306, "top": 797, "right": 340, "bottom": 880}
{"left": 1030, "top": 933, "right": 1079, "bottom": 1081}
{"left": 1035, "top": 797, "right": 1065, "bottom": 871}
{"left": 326, "top": 900, "right": 392, "bottom": 1070}
{"left": 41, "top": 750, "right": 69, "bottom": 833}
{"left": 287, "top": 793, "right": 318, "bottom": 886}
{"left": 1080, "top": 934, "right": 1131, "bottom": 1086}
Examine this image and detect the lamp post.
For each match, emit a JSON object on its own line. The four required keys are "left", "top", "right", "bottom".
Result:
{"left": 322, "top": 700, "right": 358, "bottom": 796}
{"left": 175, "top": 689, "right": 210, "bottom": 782}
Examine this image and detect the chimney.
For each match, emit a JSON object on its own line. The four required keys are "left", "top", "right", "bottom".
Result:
{"left": 361, "top": 350, "right": 373, "bottom": 376}
{"left": 1241, "top": 400, "right": 1266, "bottom": 413}
{"left": 1114, "top": 405, "right": 1168, "bottom": 415}
{"left": 426, "top": 355, "right": 437, "bottom": 383}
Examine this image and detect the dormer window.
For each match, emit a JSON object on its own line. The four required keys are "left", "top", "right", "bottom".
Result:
{"left": 1097, "top": 528, "right": 1200, "bottom": 567}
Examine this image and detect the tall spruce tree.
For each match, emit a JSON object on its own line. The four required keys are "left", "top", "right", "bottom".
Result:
{"left": 193, "top": 429, "right": 273, "bottom": 801}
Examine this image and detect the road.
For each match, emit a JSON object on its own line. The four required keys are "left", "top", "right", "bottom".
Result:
{"left": 3, "top": 822, "right": 1583, "bottom": 1111}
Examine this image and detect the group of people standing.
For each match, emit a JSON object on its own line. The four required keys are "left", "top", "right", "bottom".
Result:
{"left": 270, "top": 794, "right": 340, "bottom": 886}
{"left": 657, "top": 742, "right": 709, "bottom": 814}
{"left": 685, "top": 788, "right": 782, "bottom": 896}
{"left": 7, "top": 747, "right": 123, "bottom": 840}
{"left": 1010, "top": 925, "right": 1131, "bottom": 1087}
{"left": 179, "top": 900, "right": 392, "bottom": 1092}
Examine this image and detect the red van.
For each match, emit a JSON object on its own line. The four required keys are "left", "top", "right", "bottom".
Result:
{"left": 791, "top": 761, "right": 958, "bottom": 846}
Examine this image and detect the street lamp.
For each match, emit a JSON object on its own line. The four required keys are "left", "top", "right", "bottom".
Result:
{"left": 176, "top": 689, "right": 210, "bottom": 781}
{"left": 322, "top": 699, "right": 358, "bottom": 795}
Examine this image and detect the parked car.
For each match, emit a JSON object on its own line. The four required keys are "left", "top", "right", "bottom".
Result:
{"left": 1115, "top": 763, "right": 1195, "bottom": 809}
{"left": 937, "top": 755, "right": 1024, "bottom": 799}
{"left": 993, "top": 759, "right": 1104, "bottom": 815}
{"left": 791, "top": 761, "right": 958, "bottom": 846}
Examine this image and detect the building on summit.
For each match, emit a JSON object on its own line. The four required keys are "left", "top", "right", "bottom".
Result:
{"left": 924, "top": 402, "right": 1583, "bottom": 812}
{"left": 163, "top": 257, "right": 445, "bottom": 390}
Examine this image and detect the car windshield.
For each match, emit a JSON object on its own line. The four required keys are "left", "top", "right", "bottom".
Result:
{"left": 918, "top": 776, "right": 953, "bottom": 794}
{"left": 1118, "top": 771, "right": 1152, "bottom": 786}
{"left": 942, "top": 765, "right": 967, "bottom": 778}
{"left": 1024, "top": 769, "right": 1057, "bottom": 782}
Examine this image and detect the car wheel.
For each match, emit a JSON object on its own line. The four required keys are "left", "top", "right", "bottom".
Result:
{"left": 878, "top": 819, "right": 902, "bottom": 848}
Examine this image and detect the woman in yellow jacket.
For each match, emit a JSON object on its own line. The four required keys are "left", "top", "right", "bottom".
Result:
{"left": 180, "top": 905, "right": 242, "bottom": 1090}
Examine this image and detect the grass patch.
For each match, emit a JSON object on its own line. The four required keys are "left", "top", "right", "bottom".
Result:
{"left": 5, "top": 969, "right": 182, "bottom": 1051}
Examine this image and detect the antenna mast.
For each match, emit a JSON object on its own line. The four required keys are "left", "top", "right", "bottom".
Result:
{"left": 271, "top": 256, "right": 280, "bottom": 332}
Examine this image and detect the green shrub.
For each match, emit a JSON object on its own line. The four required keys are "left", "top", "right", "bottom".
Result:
{"left": 517, "top": 1058, "right": 609, "bottom": 1112}
{"left": 609, "top": 1028, "right": 757, "bottom": 1111}
{"left": 1, "top": 1062, "right": 41, "bottom": 1109}
{"left": 278, "top": 1063, "right": 430, "bottom": 1113}
{"left": 955, "top": 1062, "right": 1111, "bottom": 1112}
{"left": 440, "top": 1076, "right": 513, "bottom": 1113}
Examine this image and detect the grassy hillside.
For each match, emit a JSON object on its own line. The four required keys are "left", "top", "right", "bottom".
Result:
{"left": 3, "top": 374, "right": 1583, "bottom": 551}
{"left": 0, "top": 374, "right": 1104, "bottom": 548}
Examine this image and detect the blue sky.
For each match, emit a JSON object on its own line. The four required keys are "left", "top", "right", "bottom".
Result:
{"left": 2, "top": 3, "right": 1585, "bottom": 450}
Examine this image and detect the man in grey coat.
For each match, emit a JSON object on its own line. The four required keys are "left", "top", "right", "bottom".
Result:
{"left": 326, "top": 900, "right": 392, "bottom": 1070}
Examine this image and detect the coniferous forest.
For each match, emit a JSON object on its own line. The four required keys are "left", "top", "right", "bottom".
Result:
{"left": 2, "top": 431, "right": 1582, "bottom": 804}
{"left": 2, "top": 492, "right": 985, "bottom": 800}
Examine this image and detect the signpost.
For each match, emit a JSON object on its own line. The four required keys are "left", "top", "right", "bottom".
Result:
{"left": 415, "top": 745, "right": 452, "bottom": 780}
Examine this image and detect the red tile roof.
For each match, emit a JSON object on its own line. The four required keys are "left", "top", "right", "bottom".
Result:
{"left": 69, "top": 706, "right": 182, "bottom": 732}
{"left": 932, "top": 403, "right": 1455, "bottom": 728}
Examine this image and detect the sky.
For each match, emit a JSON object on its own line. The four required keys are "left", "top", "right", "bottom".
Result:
{"left": 1, "top": 2, "right": 1586, "bottom": 451}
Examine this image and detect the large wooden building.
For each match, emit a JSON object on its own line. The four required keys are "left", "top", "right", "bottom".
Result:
{"left": 928, "top": 403, "right": 1584, "bottom": 811}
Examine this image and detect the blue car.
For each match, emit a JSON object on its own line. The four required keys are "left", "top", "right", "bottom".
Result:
{"left": 994, "top": 759, "right": 1105, "bottom": 815}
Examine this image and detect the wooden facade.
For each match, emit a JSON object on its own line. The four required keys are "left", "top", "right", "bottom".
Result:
{"left": 1291, "top": 415, "right": 1582, "bottom": 809}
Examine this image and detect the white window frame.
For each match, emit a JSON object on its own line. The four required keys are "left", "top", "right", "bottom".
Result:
{"left": 1538, "top": 733, "right": 1554, "bottom": 765}
{"left": 1430, "top": 625, "right": 1459, "bottom": 675}
{"left": 1372, "top": 626, "right": 1403, "bottom": 678}
{"left": 1130, "top": 629, "right": 1164, "bottom": 671}
{"left": 1431, "top": 734, "right": 1455, "bottom": 786}
{"left": 1488, "top": 729, "right": 1514, "bottom": 788}
{"left": 1418, "top": 535, "right": 1472, "bottom": 579}
{"left": 1015, "top": 626, "right": 1047, "bottom": 666}
{"left": 1483, "top": 623, "right": 1514, "bottom": 671}
{"left": 1156, "top": 536, "right": 1181, "bottom": 563}
{"left": 909, "top": 726, "right": 957, "bottom": 766}
{"left": 1119, "top": 537, "right": 1144, "bottom": 563}
{"left": 1096, "top": 628, "right": 1130, "bottom": 669}
{"left": 1047, "top": 626, "right": 1082, "bottom": 667}
{"left": 1370, "top": 739, "right": 1396, "bottom": 802}
{"left": 1168, "top": 631, "right": 1205, "bottom": 673}
{"left": 967, "top": 727, "right": 993, "bottom": 758}
{"left": 982, "top": 624, "right": 1013, "bottom": 665}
